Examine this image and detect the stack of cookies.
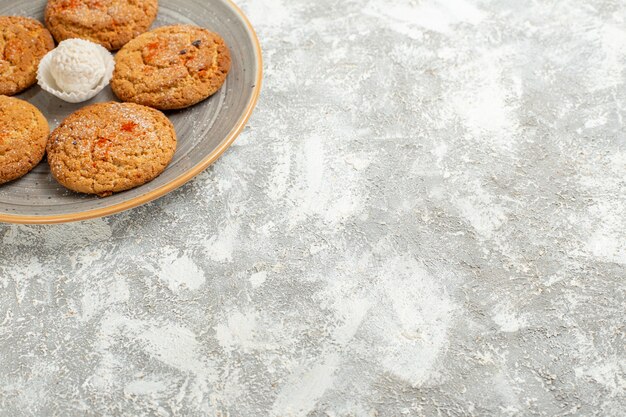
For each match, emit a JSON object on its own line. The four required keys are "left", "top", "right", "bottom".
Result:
{"left": 0, "top": 0, "right": 231, "bottom": 196}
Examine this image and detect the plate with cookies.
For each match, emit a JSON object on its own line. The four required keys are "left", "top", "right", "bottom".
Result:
{"left": 0, "top": 0, "right": 262, "bottom": 224}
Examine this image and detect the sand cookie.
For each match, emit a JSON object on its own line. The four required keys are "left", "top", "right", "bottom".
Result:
{"left": 0, "top": 96, "right": 50, "bottom": 185}
{"left": 111, "top": 25, "right": 231, "bottom": 110}
{"left": 47, "top": 102, "right": 176, "bottom": 196}
{"left": 45, "top": 0, "right": 158, "bottom": 51}
{"left": 0, "top": 16, "right": 55, "bottom": 96}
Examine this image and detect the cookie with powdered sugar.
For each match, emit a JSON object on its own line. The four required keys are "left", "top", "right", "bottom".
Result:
{"left": 45, "top": 0, "right": 158, "bottom": 51}
{"left": 0, "top": 16, "right": 54, "bottom": 95}
{"left": 0, "top": 95, "right": 50, "bottom": 185}
{"left": 111, "top": 25, "right": 231, "bottom": 110}
{"left": 47, "top": 102, "right": 176, "bottom": 196}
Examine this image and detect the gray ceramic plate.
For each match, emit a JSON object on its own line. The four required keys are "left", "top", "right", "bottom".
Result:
{"left": 0, "top": 0, "right": 262, "bottom": 224}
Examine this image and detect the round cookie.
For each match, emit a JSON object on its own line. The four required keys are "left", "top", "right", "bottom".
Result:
{"left": 0, "top": 96, "right": 50, "bottom": 185}
{"left": 45, "top": 0, "right": 158, "bottom": 51}
{"left": 111, "top": 25, "right": 231, "bottom": 110}
{"left": 47, "top": 102, "right": 176, "bottom": 196}
{"left": 0, "top": 16, "right": 55, "bottom": 96}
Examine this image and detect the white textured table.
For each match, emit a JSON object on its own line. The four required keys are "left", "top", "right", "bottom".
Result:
{"left": 1, "top": 1, "right": 625, "bottom": 416}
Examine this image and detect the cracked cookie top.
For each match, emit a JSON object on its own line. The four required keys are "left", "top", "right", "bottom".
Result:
{"left": 0, "top": 16, "right": 55, "bottom": 96}
{"left": 45, "top": 0, "right": 158, "bottom": 51}
{"left": 47, "top": 102, "right": 176, "bottom": 196}
{"left": 111, "top": 25, "right": 231, "bottom": 110}
{"left": 0, "top": 95, "right": 50, "bottom": 184}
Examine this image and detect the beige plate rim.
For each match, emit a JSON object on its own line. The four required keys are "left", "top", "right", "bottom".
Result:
{"left": 0, "top": 0, "right": 263, "bottom": 225}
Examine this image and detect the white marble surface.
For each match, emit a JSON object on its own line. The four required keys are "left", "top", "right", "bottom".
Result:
{"left": 1, "top": 0, "right": 626, "bottom": 416}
